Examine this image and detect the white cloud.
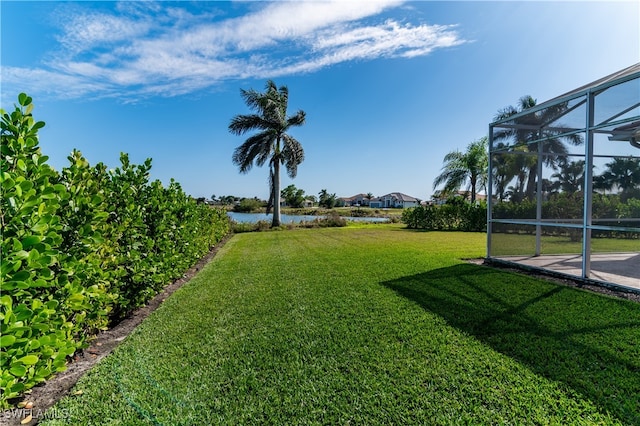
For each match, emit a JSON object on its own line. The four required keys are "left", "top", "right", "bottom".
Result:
{"left": 57, "top": 13, "right": 152, "bottom": 53}
{"left": 1, "top": 66, "right": 114, "bottom": 100}
{"left": 312, "top": 20, "right": 464, "bottom": 61}
{"left": 2, "top": 0, "right": 466, "bottom": 100}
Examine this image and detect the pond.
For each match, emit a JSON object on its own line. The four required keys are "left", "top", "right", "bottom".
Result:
{"left": 227, "top": 212, "right": 390, "bottom": 224}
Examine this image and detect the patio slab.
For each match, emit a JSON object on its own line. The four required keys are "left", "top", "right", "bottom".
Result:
{"left": 494, "top": 252, "right": 640, "bottom": 291}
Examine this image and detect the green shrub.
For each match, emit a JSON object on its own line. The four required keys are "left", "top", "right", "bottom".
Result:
{"left": 402, "top": 200, "right": 486, "bottom": 232}
{"left": 317, "top": 211, "right": 347, "bottom": 227}
{"left": 0, "top": 93, "right": 230, "bottom": 408}
{"left": 1, "top": 94, "right": 100, "bottom": 406}
{"left": 491, "top": 193, "right": 639, "bottom": 238}
{"left": 233, "top": 197, "right": 263, "bottom": 212}
{"left": 233, "top": 220, "right": 272, "bottom": 232}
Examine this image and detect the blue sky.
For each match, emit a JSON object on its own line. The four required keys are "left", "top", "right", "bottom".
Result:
{"left": 2, "top": 1, "right": 638, "bottom": 201}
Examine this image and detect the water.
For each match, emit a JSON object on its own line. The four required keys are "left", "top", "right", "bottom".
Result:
{"left": 227, "top": 212, "right": 390, "bottom": 224}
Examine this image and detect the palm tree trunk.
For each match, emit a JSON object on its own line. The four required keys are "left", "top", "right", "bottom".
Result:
{"left": 272, "top": 159, "right": 281, "bottom": 227}
{"left": 525, "top": 165, "right": 537, "bottom": 200}
{"left": 470, "top": 172, "right": 477, "bottom": 203}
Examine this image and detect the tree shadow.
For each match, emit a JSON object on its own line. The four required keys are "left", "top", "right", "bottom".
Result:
{"left": 564, "top": 252, "right": 640, "bottom": 280}
{"left": 382, "top": 263, "right": 640, "bottom": 424}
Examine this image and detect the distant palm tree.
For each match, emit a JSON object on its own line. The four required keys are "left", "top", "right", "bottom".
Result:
{"left": 597, "top": 157, "right": 640, "bottom": 200}
{"left": 551, "top": 160, "right": 585, "bottom": 193}
{"left": 229, "top": 80, "right": 306, "bottom": 227}
{"left": 433, "top": 137, "right": 488, "bottom": 203}
{"left": 365, "top": 192, "right": 374, "bottom": 206}
{"left": 318, "top": 189, "right": 337, "bottom": 209}
{"left": 504, "top": 145, "right": 537, "bottom": 202}
{"left": 491, "top": 142, "right": 533, "bottom": 202}
{"left": 493, "top": 96, "right": 583, "bottom": 201}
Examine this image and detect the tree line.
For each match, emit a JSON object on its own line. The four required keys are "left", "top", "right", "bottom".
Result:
{"left": 213, "top": 186, "right": 349, "bottom": 213}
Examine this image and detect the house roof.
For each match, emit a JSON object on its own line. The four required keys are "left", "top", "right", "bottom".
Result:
{"left": 341, "top": 193, "right": 371, "bottom": 201}
{"left": 380, "top": 192, "right": 419, "bottom": 202}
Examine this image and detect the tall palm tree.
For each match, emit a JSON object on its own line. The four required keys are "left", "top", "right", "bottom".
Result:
{"left": 433, "top": 137, "right": 488, "bottom": 203}
{"left": 493, "top": 96, "right": 583, "bottom": 201}
{"left": 229, "top": 80, "right": 306, "bottom": 227}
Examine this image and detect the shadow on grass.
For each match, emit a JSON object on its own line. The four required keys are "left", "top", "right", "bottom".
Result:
{"left": 382, "top": 263, "right": 640, "bottom": 424}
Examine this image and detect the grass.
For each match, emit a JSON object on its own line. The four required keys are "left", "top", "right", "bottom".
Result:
{"left": 491, "top": 233, "right": 640, "bottom": 256}
{"left": 41, "top": 226, "right": 639, "bottom": 425}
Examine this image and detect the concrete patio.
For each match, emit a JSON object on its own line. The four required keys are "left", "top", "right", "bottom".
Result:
{"left": 493, "top": 252, "right": 640, "bottom": 291}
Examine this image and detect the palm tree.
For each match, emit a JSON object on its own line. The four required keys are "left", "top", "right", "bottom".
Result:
{"left": 491, "top": 142, "right": 534, "bottom": 202}
{"left": 597, "top": 157, "right": 640, "bottom": 200}
{"left": 365, "top": 192, "right": 374, "bottom": 206}
{"left": 433, "top": 137, "right": 488, "bottom": 203}
{"left": 551, "top": 160, "right": 586, "bottom": 193}
{"left": 493, "top": 96, "right": 583, "bottom": 201}
{"left": 318, "top": 189, "right": 337, "bottom": 209}
{"left": 229, "top": 80, "right": 306, "bottom": 227}
{"left": 551, "top": 160, "right": 585, "bottom": 192}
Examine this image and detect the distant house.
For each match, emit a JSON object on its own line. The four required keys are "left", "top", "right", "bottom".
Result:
{"left": 369, "top": 192, "right": 420, "bottom": 208}
{"left": 339, "top": 193, "right": 373, "bottom": 207}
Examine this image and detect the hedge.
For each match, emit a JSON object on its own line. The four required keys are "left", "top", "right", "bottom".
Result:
{"left": 492, "top": 193, "right": 640, "bottom": 238}
{"left": 402, "top": 198, "right": 487, "bottom": 232}
{"left": 402, "top": 193, "right": 639, "bottom": 238}
{"left": 0, "top": 93, "right": 230, "bottom": 407}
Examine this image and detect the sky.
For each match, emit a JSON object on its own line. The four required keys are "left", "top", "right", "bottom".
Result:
{"left": 1, "top": 1, "right": 639, "bottom": 202}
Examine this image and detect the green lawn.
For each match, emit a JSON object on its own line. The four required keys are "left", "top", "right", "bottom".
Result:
{"left": 42, "top": 226, "right": 639, "bottom": 425}
{"left": 490, "top": 232, "right": 640, "bottom": 256}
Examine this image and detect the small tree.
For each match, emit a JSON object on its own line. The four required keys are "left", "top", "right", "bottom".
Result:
{"left": 365, "top": 192, "right": 374, "bottom": 205}
{"left": 281, "top": 184, "right": 306, "bottom": 208}
{"left": 234, "top": 197, "right": 262, "bottom": 212}
{"left": 219, "top": 195, "right": 236, "bottom": 206}
{"left": 318, "top": 189, "right": 337, "bottom": 208}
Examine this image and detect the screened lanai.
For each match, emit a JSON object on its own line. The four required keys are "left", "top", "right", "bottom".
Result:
{"left": 487, "top": 63, "right": 640, "bottom": 291}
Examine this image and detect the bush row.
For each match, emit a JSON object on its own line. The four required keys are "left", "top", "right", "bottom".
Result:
{"left": 402, "top": 199, "right": 487, "bottom": 232}
{"left": 402, "top": 193, "right": 639, "bottom": 237}
{"left": 492, "top": 193, "right": 640, "bottom": 238}
{"left": 492, "top": 192, "right": 640, "bottom": 222}
{"left": 0, "top": 94, "right": 230, "bottom": 407}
